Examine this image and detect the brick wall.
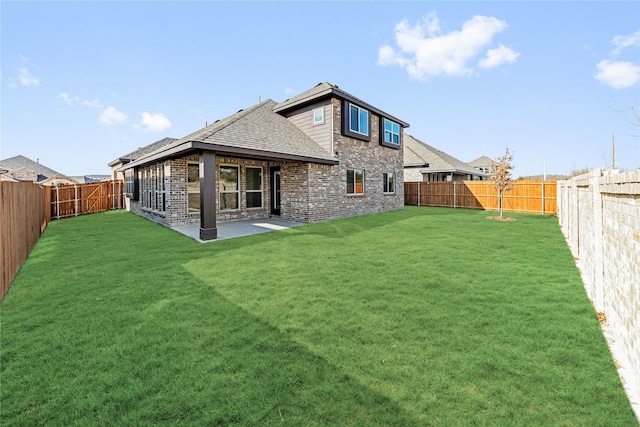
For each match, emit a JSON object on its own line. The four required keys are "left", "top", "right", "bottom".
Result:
{"left": 558, "top": 168, "right": 640, "bottom": 398}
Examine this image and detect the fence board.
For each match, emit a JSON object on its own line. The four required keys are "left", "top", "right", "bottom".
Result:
{"left": 51, "top": 181, "right": 124, "bottom": 219}
{"left": 405, "top": 180, "right": 557, "bottom": 215}
{"left": 1, "top": 181, "right": 51, "bottom": 300}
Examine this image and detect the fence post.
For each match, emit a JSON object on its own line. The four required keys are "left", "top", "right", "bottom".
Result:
{"left": 417, "top": 182, "right": 421, "bottom": 207}
{"left": 453, "top": 181, "right": 457, "bottom": 209}
{"left": 74, "top": 185, "right": 78, "bottom": 216}
{"left": 542, "top": 180, "right": 545, "bottom": 215}
{"left": 111, "top": 180, "right": 115, "bottom": 210}
{"left": 55, "top": 185, "right": 60, "bottom": 219}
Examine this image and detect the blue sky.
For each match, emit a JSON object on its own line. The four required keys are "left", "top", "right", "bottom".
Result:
{"left": 2, "top": 1, "right": 639, "bottom": 177}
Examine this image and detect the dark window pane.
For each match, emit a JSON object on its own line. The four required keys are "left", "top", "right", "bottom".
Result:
{"left": 350, "top": 105, "right": 358, "bottom": 132}
{"left": 247, "top": 192, "right": 262, "bottom": 208}
{"left": 246, "top": 168, "right": 262, "bottom": 191}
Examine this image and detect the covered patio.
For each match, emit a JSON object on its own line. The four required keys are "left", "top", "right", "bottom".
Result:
{"left": 171, "top": 217, "right": 303, "bottom": 243}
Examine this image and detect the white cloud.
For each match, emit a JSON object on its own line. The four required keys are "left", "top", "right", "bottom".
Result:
{"left": 378, "top": 12, "right": 518, "bottom": 79}
{"left": 479, "top": 45, "right": 520, "bottom": 69}
{"left": 612, "top": 30, "right": 640, "bottom": 55}
{"left": 284, "top": 87, "right": 296, "bottom": 96}
{"left": 594, "top": 60, "right": 640, "bottom": 88}
{"left": 18, "top": 67, "right": 39, "bottom": 86}
{"left": 139, "top": 112, "right": 171, "bottom": 131}
{"left": 58, "top": 92, "right": 79, "bottom": 106}
{"left": 594, "top": 30, "right": 640, "bottom": 89}
{"left": 99, "top": 106, "right": 128, "bottom": 126}
{"left": 82, "top": 98, "right": 103, "bottom": 108}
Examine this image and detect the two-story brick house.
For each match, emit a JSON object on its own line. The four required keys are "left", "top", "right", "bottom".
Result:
{"left": 115, "top": 82, "right": 409, "bottom": 240}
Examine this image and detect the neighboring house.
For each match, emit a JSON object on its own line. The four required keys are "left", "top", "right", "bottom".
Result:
{"left": 468, "top": 155, "right": 495, "bottom": 176}
{"left": 69, "top": 175, "right": 112, "bottom": 184}
{"left": 0, "top": 155, "right": 77, "bottom": 185}
{"left": 115, "top": 82, "right": 409, "bottom": 241}
{"left": 109, "top": 137, "right": 178, "bottom": 181}
{"left": 404, "top": 134, "right": 488, "bottom": 182}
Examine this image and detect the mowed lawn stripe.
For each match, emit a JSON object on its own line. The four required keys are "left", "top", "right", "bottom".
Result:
{"left": 1, "top": 207, "right": 636, "bottom": 426}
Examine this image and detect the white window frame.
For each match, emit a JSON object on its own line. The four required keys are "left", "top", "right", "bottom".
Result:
{"left": 187, "top": 162, "right": 200, "bottom": 213}
{"left": 313, "top": 107, "right": 324, "bottom": 125}
{"left": 245, "top": 166, "right": 263, "bottom": 209}
{"left": 383, "top": 172, "right": 395, "bottom": 194}
{"left": 347, "top": 169, "right": 365, "bottom": 195}
{"left": 219, "top": 165, "right": 240, "bottom": 211}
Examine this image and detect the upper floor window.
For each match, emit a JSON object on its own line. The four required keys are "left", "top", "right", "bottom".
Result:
{"left": 313, "top": 107, "right": 324, "bottom": 125}
{"left": 341, "top": 100, "right": 371, "bottom": 142}
{"left": 383, "top": 119, "right": 400, "bottom": 145}
{"left": 349, "top": 104, "right": 369, "bottom": 136}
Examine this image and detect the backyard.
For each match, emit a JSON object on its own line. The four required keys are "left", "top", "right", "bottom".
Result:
{"left": 0, "top": 207, "right": 636, "bottom": 426}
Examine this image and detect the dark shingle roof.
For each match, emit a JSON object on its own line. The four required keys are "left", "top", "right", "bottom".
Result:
{"left": 468, "top": 156, "right": 494, "bottom": 168}
{"left": 0, "top": 155, "right": 67, "bottom": 180}
{"left": 121, "top": 99, "right": 338, "bottom": 170}
{"left": 108, "top": 137, "right": 177, "bottom": 166}
{"left": 274, "top": 82, "right": 409, "bottom": 127}
{"left": 404, "top": 134, "right": 487, "bottom": 177}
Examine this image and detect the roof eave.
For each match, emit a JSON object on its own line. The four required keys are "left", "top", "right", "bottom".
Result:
{"left": 119, "top": 140, "right": 339, "bottom": 171}
{"left": 275, "top": 87, "right": 409, "bottom": 128}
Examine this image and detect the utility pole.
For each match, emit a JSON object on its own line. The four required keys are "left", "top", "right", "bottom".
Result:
{"left": 612, "top": 134, "right": 615, "bottom": 169}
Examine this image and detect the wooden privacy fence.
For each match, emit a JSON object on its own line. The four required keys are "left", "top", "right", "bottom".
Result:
{"left": 51, "top": 180, "right": 124, "bottom": 219}
{"left": 1, "top": 181, "right": 51, "bottom": 300}
{"left": 405, "top": 180, "right": 557, "bottom": 215}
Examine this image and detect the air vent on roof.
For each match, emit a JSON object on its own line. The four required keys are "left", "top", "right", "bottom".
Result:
{"left": 424, "top": 163, "right": 430, "bottom": 168}
{"left": 237, "top": 109, "right": 244, "bottom": 113}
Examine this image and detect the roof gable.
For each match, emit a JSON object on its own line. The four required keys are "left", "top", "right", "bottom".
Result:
{"left": 404, "top": 134, "right": 486, "bottom": 176}
{"left": 109, "top": 137, "right": 177, "bottom": 166}
{"left": 274, "top": 82, "right": 409, "bottom": 127}
{"left": 0, "top": 155, "right": 66, "bottom": 180}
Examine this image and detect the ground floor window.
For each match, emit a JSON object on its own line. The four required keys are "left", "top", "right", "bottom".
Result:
{"left": 383, "top": 172, "right": 395, "bottom": 193}
{"left": 246, "top": 167, "right": 263, "bottom": 208}
{"left": 219, "top": 165, "right": 239, "bottom": 210}
{"left": 140, "top": 163, "right": 166, "bottom": 211}
{"left": 347, "top": 169, "right": 364, "bottom": 195}
{"left": 187, "top": 163, "right": 200, "bottom": 212}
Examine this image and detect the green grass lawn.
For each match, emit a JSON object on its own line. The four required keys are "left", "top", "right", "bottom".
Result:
{"left": 1, "top": 207, "right": 636, "bottom": 426}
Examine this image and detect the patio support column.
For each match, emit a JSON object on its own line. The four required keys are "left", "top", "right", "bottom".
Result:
{"left": 199, "top": 151, "right": 217, "bottom": 240}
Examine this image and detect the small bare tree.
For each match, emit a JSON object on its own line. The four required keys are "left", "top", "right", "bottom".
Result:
{"left": 490, "top": 148, "right": 514, "bottom": 218}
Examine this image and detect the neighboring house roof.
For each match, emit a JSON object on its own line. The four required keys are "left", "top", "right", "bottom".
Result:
{"left": 404, "top": 134, "right": 488, "bottom": 177}
{"left": 274, "top": 82, "right": 410, "bottom": 128}
{"left": 108, "top": 137, "right": 178, "bottom": 167}
{"left": 69, "top": 175, "right": 112, "bottom": 184}
{"left": 120, "top": 99, "right": 339, "bottom": 171}
{"left": 0, "top": 155, "right": 68, "bottom": 182}
{"left": 468, "top": 156, "right": 494, "bottom": 168}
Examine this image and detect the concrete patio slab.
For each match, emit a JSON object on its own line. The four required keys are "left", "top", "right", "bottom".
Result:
{"left": 171, "top": 218, "right": 303, "bottom": 242}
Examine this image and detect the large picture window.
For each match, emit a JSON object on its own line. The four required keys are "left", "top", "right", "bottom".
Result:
{"left": 219, "top": 165, "right": 239, "bottom": 210}
{"left": 246, "top": 167, "right": 263, "bottom": 209}
{"left": 347, "top": 169, "right": 364, "bottom": 195}
{"left": 383, "top": 172, "right": 395, "bottom": 194}
{"left": 187, "top": 163, "right": 200, "bottom": 212}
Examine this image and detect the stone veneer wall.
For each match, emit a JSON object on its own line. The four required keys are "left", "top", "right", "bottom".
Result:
{"left": 557, "top": 168, "right": 640, "bottom": 399}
